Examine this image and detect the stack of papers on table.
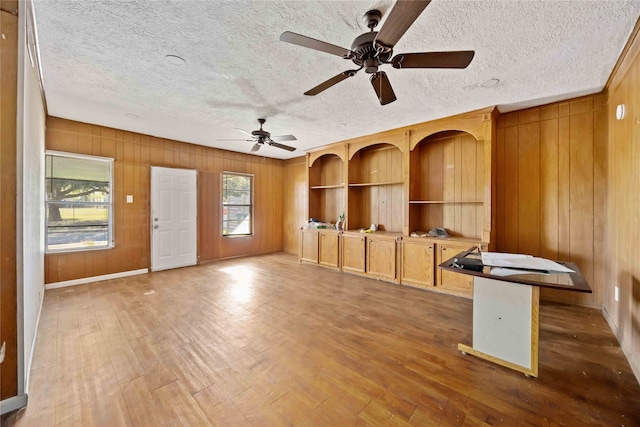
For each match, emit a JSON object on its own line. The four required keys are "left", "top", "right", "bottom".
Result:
{"left": 480, "top": 252, "right": 574, "bottom": 273}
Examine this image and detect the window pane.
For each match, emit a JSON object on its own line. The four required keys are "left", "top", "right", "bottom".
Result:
{"left": 46, "top": 203, "right": 109, "bottom": 250}
{"left": 223, "top": 217, "right": 251, "bottom": 235}
{"left": 46, "top": 178, "right": 110, "bottom": 203}
{"left": 222, "top": 173, "right": 252, "bottom": 236}
{"left": 46, "top": 155, "right": 110, "bottom": 182}
{"left": 45, "top": 153, "right": 113, "bottom": 252}
{"left": 223, "top": 174, "right": 250, "bottom": 191}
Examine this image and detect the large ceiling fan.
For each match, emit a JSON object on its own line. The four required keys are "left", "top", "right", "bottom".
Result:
{"left": 280, "top": 0, "right": 475, "bottom": 105}
{"left": 218, "top": 118, "right": 297, "bottom": 152}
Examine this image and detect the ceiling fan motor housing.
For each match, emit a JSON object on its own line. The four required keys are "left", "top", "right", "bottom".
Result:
{"left": 350, "top": 32, "right": 392, "bottom": 73}
{"left": 252, "top": 118, "right": 270, "bottom": 138}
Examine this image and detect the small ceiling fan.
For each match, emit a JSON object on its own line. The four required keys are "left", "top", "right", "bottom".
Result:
{"left": 218, "top": 118, "right": 297, "bottom": 152}
{"left": 280, "top": 0, "right": 475, "bottom": 105}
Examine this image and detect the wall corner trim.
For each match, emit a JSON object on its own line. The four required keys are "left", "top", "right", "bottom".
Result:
{"left": 44, "top": 268, "right": 149, "bottom": 290}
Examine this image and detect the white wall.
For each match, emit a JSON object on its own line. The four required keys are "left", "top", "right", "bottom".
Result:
{"left": 17, "top": 0, "right": 46, "bottom": 394}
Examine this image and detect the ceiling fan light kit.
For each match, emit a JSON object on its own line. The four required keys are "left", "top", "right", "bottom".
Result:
{"left": 280, "top": 0, "right": 475, "bottom": 106}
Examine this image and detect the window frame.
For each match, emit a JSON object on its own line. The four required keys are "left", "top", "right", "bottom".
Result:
{"left": 222, "top": 171, "right": 254, "bottom": 237}
{"left": 45, "top": 150, "right": 114, "bottom": 253}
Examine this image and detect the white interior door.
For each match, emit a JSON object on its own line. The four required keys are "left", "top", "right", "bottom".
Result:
{"left": 151, "top": 166, "right": 197, "bottom": 271}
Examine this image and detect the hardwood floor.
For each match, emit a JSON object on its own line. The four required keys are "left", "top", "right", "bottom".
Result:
{"left": 3, "top": 252, "right": 639, "bottom": 426}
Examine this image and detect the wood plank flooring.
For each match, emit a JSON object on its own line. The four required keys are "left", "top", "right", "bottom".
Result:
{"left": 3, "top": 252, "right": 639, "bottom": 426}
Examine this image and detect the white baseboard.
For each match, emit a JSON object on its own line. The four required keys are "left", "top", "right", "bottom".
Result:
{"left": 0, "top": 394, "right": 28, "bottom": 416}
{"left": 24, "top": 289, "right": 45, "bottom": 394}
{"left": 45, "top": 268, "right": 149, "bottom": 290}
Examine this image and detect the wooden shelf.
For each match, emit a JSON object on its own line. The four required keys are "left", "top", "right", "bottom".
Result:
{"left": 409, "top": 200, "right": 484, "bottom": 204}
{"left": 309, "top": 184, "right": 344, "bottom": 190}
{"left": 348, "top": 181, "right": 404, "bottom": 187}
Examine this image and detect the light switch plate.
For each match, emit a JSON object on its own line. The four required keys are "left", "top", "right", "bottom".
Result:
{"left": 126, "top": 195, "right": 133, "bottom": 203}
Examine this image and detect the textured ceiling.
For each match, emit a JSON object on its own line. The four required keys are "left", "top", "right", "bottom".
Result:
{"left": 33, "top": 0, "right": 640, "bottom": 159}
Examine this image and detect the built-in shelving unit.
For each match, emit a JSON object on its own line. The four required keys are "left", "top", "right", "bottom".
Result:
{"left": 409, "top": 200, "right": 483, "bottom": 204}
{"left": 307, "top": 147, "right": 346, "bottom": 225}
{"left": 310, "top": 184, "right": 345, "bottom": 190}
{"left": 347, "top": 143, "right": 404, "bottom": 232}
{"left": 348, "top": 181, "right": 404, "bottom": 187}
{"left": 301, "top": 107, "right": 497, "bottom": 298}
{"left": 408, "top": 130, "right": 486, "bottom": 241}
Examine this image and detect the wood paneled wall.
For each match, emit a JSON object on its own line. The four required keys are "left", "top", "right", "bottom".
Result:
{"left": 44, "top": 117, "right": 285, "bottom": 283}
{"left": 496, "top": 95, "right": 607, "bottom": 307}
{"left": 283, "top": 157, "right": 306, "bottom": 254}
{"left": 605, "top": 24, "right": 640, "bottom": 380}
{"left": 0, "top": 5, "right": 19, "bottom": 400}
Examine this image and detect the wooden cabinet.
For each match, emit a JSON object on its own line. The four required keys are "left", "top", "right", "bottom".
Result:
{"left": 299, "top": 228, "right": 319, "bottom": 263}
{"left": 366, "top": 233, "right": 400, "bottom": 282}
{"left": 299, "top": 229, "right": 340, "bottom": 269}
{"left": 400, "top": 238, "right": 434, "bottom": 289}
{"left": 436, "top": 241, "right": 480, "bottom": 297}
{"left": 318, "top": 231, "right": 340, "bottom": 268}
{"left": 341, "top": 232, "right": 365, "bottom": 273}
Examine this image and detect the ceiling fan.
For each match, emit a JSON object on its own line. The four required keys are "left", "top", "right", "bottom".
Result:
{"left": 218, "top": 118, "right": 297, "bottom": 152}
{"left": 280, "top": 1, "right": 475, "bottom": 105}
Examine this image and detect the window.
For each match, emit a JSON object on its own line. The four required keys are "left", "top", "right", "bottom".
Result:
{"left": 222, "top": 172, "right": 253, "bottom": 236}
{"left": 45, "top": 152, "right": 113, "bottom": 252}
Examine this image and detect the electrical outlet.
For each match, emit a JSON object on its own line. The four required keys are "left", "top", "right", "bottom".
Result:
{"left": 614, "top": 286, "right": 619, "bottom": 302}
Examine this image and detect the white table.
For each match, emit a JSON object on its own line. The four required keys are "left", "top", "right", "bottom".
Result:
{"left": 439, "top": 249, "right": 591, "bottom": 377}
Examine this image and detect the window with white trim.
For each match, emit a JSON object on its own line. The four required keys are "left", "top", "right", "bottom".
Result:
{"left": 222, "top": 172, "right": 253, "bottom": 236}
{"left": 45, "top": 152, "right": 113, "bottom": 252}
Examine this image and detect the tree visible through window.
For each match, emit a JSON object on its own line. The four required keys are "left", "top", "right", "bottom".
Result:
{"left": 222, "top": 172, "right": 253, "bottom": 236}
{"left": 45, "top": 152, "right": 113, "bottom": 252}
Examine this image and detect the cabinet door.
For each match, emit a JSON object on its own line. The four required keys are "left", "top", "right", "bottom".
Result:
{"left": 300, "top": 230, "right": 319, "bottom": 263}
{"left": 367, "top": 237, "right": 397, "bottom": 281}
{"left": 341, "top": 234, "right": 365, "bottom": 273}
{"left": 400, "top": 240, "right": 434, "bottom": 288}
{"left": 437, "top": 244, "right": 474, "bottom": 295}
{"left": 318, "top": 232, "right": 340, "bottom": 268}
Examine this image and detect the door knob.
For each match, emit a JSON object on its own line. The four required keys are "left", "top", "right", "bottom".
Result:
{"left": 153, "top": 225, "right": 159, "bottom": 229}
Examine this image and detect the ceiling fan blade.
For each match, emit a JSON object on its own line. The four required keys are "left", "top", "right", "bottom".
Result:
{"left": 251, "top": 143, "right": 261, "bottom": 152}
{"left": 270, "top": 134, "right": 297, "bottom": 142}
{"left": 370, "top": 71, "right": 397, "bottom": 106}
{"left": 234, "top": 128, "right": 253, "bottom": 136}
{"left": 305, "top": 69, "right": 358, "bottom": 96}
{"left": 268, "top": 141, "right": 296, "bottom": 152}
{"left": 280, "top": 31, "right": 351, "bottom": 58}
{"left": 374, "top": 1, "right": 431, "bottom": 50}
{"left": 217, "top": 138, "right": 254, "bottom": 142}
{"left": 392, "top": 51, "right": 475, "bottom": 69}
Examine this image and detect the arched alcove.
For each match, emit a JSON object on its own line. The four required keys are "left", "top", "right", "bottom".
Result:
{"left": 308, "top": 153, "right": 345, "bottom": 224}
{"left": 408, "top": 130, "right": 484, "bottom": 239}
{"left": 347, "top": 142, "right": 403, "bottom": 232}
